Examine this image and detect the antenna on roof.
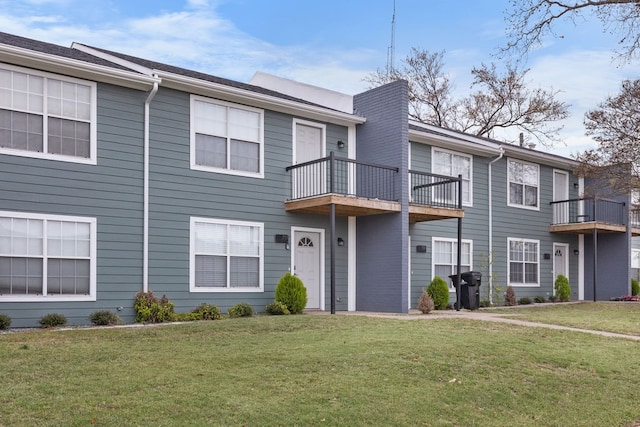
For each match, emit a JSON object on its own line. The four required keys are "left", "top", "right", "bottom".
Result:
{"left": 386, "top": 0, "right": 396, "bottom": 75}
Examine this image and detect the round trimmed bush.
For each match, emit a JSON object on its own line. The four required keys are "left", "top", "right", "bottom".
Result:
{"left": 39, "top": 313, "right": 67, "bottom": 328}
{"left": 0, "top": 313, "right": 11, "bottom": 330}
{"left": 554, "top": 274, "right": 571, "bottom": 302}
{"left": 632, "top": 278, "right": 639, "bottom": 297}
{"left": 275, "top": 272, "right": 308, "bottom": 314}
{"left": 192, "top": 303, "right": 221, "bottom": 320}
{"left": 227, "top": 303, "right": 254, "bottom": 318}
{"left": 265, "top": 301, "right": 290, "bottom": 315}
{"left": 427, "top": 276, "right": 450, "bottom": 310}
{"left": 89, "top": 310, "right": 120, "bottom": 326}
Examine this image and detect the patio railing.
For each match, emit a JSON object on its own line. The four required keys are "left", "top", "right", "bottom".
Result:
{"left": 409, "top": 170, "right": 463, "bottom": 209}
{"left": 550, "top": 197, "right": 626, "bottom": 226}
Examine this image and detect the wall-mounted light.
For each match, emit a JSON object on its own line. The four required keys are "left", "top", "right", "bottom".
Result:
{"left": 337, "top": 237, "right": 345, "bottom": 246}
{"left": 275, "top": 234, "right": 290, "bottom": 250}
{"left": 337, "top": 140, "right": 345, "bottom": 149}
{"left": 574, "top": 249, "right": 579, "bottom": 255}
{"left": 416, "top": 245, "right": 427, "bottom": 253}
{"left": 574, "top": 183, "right": 579, "bottom": 189}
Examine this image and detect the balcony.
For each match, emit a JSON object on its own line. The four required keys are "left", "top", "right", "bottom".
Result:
{"left": 549, "top": 198, "right": 640, "bottom": 235}
{"left": 284, "top": 154, "right": 464, "bottom": 222}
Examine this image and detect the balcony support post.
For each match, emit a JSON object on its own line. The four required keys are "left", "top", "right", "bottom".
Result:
{"left": 455, "top": 174, "right": 463, "bottom": 311}
{"left": 330, "top": 202, "right": 336, "bottom": 314}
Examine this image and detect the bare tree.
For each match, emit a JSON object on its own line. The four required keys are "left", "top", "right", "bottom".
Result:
{"left": 365, "top": 48, "right": 570, "bottom": 146}
{"left": 503, "top": 0, "right": 640, "bottom": 62}
{"left": 574, "top": 79, "right": 640, "bottom": 194}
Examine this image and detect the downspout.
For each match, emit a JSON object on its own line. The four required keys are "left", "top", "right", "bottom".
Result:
{"left": 487, "top": 146, "right": 504, "bottom": 305}
{"left": 143, "top": 77, "right": 159, "bottom": 292}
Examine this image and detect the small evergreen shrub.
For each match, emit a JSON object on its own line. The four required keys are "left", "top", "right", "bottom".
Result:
{"left": 0, "top": 313, "right": 11, "bottom": 330}
{"left": 192, "top": 303, "right": 221, "bottom": 320}
{"left": 504, "top": 286, "right": 517, "bottom": 306}
{"left": 265, "top": 301, "right": 290, "bottom": 315}
{"left": 89, "top": 310, "right": 120, "bottom": 326}
{"left": 275, "top": 272, "right": 308, "bottom": 314}
{"left": 39, "top": 313, "right": 67, "bottom": 328}
{"left": 554, "top": 274, "right": 571, "bottom": 302}
{"left": 427, "top": 276, "right": 450, "bottom": 310}
{"left": 175, "top": 312, "right": 201, "bottom": 322}
{"left": 417, "top": 290, "right": 435, "bottom": 314}
{"left": 548, "top": 294, "right": 558, "bottom": 303}
{"left": 534, "top": 295, "right": 546, "bottom": 304}
{"left": 134, "top": 291, "right": 176, "bottom": 323}
{"left": 227, "top": 303, "right": 254, "bottom": 318}
{"left": 632, "top": 278, "right": 639, "bottom": 296}
{"left": 518, "top": 297, "right": 532, "bottom": 305}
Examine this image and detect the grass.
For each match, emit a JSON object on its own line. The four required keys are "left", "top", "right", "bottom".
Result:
{"left": 489, "top": 301, "right": 640, "bottom": 336}
{"left": 1, "top": 312, "right": 640, "bottom": 426}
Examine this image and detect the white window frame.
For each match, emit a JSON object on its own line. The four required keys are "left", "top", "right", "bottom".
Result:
{"left": 190, "top": 95, "right": 264, "bottom": 178}
{"left": 431, "top": 147, "right": 473, "bottom": 206}
{"left": 507, "top": 158, "right": 540, "bottom": 210}
{"left": 189, "top": 217, "right": 264, "bottom": 292}
{"left": 507, "top": 237, "right": 540, "bottom": 287}
{"left": 0, "top": 63, "right": 97, "bottom": 165}
{"left": 0, "top": 211, "right": 97, "bottom": 301}
{"left": 632, "top": 248, "right": 640, "bottom": 269}
{"left": 431, "top": 237, "right": 473, "bottom": 292}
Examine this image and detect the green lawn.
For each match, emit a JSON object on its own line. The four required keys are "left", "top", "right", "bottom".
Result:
{"left": 488, "top": 301, "right": 640, "bottom": 336}
{"left": 1, "top": 312, "right": 640, "bottom": 426}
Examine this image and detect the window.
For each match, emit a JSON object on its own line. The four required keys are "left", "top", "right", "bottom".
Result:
{"left": 432, "top": 238, "right": 472, "bottom": 291}
{"left": 632, "top": 249, "right": 640, "bottom": 269}
{"left": 508, "top": 159, "right": 539, "bottom": 209}
{"left": 0, "top": 212, "right": 96, "bottom": 301}
{"left": 508, "top": 238, "right": 539, "bottom": 286}
{"left": 190, "top": 96, "right": 264, "bottom": 177}
{"left": 0, "top": 64, "right": 96, "bottom": 164}
{"left": 190, "top": 217, "right": 263, "bottom": 292}
{"left": 432, "top": 148, "right": 472, "bottom": 205}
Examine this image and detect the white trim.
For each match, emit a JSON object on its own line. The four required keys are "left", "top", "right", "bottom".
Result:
{"left": 552, "top": 169, "right": 569, "bottom": 201}
{"left": 189, "top": 95, "right": 265, "bottom": 179}
{"left": 142, "top": 79, "right": 159, "bottom": 292}
{"left": 578, "top": 234, "right": 584, "bottom": 300}
{"left": 507, "top": 237, "right": 540, "bottom": 287}
{"left": 347, "top": 217, "right": 356, "bottom": 311}
{"left": 71, "top": 43, "right": 155, "bottom": 76}
{"left": 431, "top": 146, "right": 473, "bottom": 206}
{"left": 0, "top": 210, "right": 97, "bottom": 302}
{"left": 291, "top": 226, "right": 325, "bottom": 311}
{"left": 506, "top": 158, "right": 540, "bottom": 211}
{"left": 189, "top": 217, "right": 264, "bottom": 293}
{"left": 408, "top": 235, "right": 412, "bottom": 309}
{"left": 0, "top": 63, "right": 97, "bottom": 165}
{"left": 431, "top": 237, "right": 473, "bottom": 292}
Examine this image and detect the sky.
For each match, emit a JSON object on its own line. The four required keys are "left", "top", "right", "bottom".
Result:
{"left": 1, "top": 0, "right": 638, "bottom": 157}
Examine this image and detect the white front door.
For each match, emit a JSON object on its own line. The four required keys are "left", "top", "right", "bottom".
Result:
{"left": 293, "top": 120, "right": 325, "bottom": 199}
{"left": 553, "top": 170, "right": 569, "bottom": 223}
{"left": 293, "top": 230, "right": 323, "bottom": 309}
{"left": 553, "top": 243, "right": 569, "bottom": 293}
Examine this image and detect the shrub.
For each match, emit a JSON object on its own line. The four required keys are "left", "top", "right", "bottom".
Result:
{"left": 534, "top": 295, "right": 546, "bottom": 304}
{"left": 175, "top": 312, "right": 201, "bottom": 322}
{"left": 265, "top": 301, "right": 290, "bottom": 315}
{"left": 192, "top": 303, "right": 221, "bottom": 320}
{"left": 548, "top": 294, "right": 559, "bottom": 303}
{"left": 416, "top": 290, "right": 435, "bottom": 314}
{"left": 632, "top": 279, "right": 639, "bottom": 297}
{"left": 89, "top": 310, "right": 120, "bottom": 326}
{"left": 479, "top": 299, "right": 491, "bottom": 308}
{"left": 227, "top": 303, "right": 254, "bottom": 318}
{"left": 0, "top": 314, "right": 11, "bottom": 330}
{"left": 39, "top": 313, "right": 67, "bottom": 328}
{"left": 134, "top": 291, "right": 176, "bottom": 323}
{"left": 504, "top": 286, "right": 517, "bottom": 306}
{"left": 518, "top": 297, "right": 532, "bottom": 305}
{"left": 275, "top": 272, "right": 308, "bottom": 314}
{"left": 427, "top": 276, "right": 450, "bottom": 310}
{"left": 554, "top": 274, "right": 571, "bottom": 302}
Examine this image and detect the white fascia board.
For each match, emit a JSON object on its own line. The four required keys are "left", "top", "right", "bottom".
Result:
{"left": 0, "top": 44, "right": 159, "bottom": 91}
{"left": 409, "top": 126, "right": 501, "bottom": 157}
{"left": 501, "top": 145, "right": 579, "bottom": 169}
{"left": 156, "top": 70, "right": 366, "bottom": 127}
{"left": 71, "top": 43, "right": 154, "bottom": 76}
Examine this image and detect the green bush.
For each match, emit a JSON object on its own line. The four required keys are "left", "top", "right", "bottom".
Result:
{"left": 554, "top": 274, "right": 571, "bottom": 302}
{"left": 534, "top": 295, "right": 546, "bottom": 304}
{"left": 192, "top": 303, "right": 221, "bottom": 320}
{"left": 0, "top": 313, "right": 11, "bottom": 330}
{"left": 504, "top": 286, "right": 517, "bottom": 306}
{"left": 134, "top": 291, "right": 176, "bottom": 323}
{"left": 175, "top": 312, "right": 201, "bottom": 322}
{"left": 39, "top": 313, "right": 67, "bottom": 328}
{"left": 275, "top": 272, "right": 308, "bottom": 314}
{"left": 548, "top": 294, "right": 559, "bottom": 303}
{"left": 89, "top": 310, "right": 120, "bottom": 326}
{"left": 427, "top": 276, "right": 450, "bottom": 310}
{"left": 227, "top": 303, "right": 254, "bottom": 318}
{"left": 632, "top": 279, "right": 639, "bottom": 296}
{"left": 518, "top": 297, "right": 532, "bottom": 305}
{"left": 265, "top": 301, "right": 290, "bottom": 315}
{"left": 417, "top": 290, "right": 435, "bottom": 314}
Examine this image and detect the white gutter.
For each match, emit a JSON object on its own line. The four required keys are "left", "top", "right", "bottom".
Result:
{"left": 143, "top": 77, "right": 160, "bottom": 292}
{"left": 488, "top": 146, "right": 505, "bottom": 305}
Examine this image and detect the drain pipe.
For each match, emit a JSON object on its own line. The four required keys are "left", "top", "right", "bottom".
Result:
{"left": 487, "top": 146, "right": 504, "bottom": 305}
{"left": 143, "top": 77, "right": 159, "bottom": 292}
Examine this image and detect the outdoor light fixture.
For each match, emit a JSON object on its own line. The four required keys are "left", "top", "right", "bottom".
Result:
{"left": 337, "top": 140, "right": 345, "bottom": 149}
{"left": 574, "top": 183, "right": 580, "bottom": 189}
{"left": 416, "top": 245, "right": 427, "bottom": 253}
{"left": 574, "top": 249, "right": 580, "bottom": 255}
{"left": 337, "top": 237, "right": 345, "bottom": 246}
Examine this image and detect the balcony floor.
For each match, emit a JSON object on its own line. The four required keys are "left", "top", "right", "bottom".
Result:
{"left": 549, "top": 221, "right": 638, "bottom": 235}
{"left": 409, "top": 204, "right": 464, "bottom": 223}
{"left": 284, "top": 194, "right": 401, "bottom": 216}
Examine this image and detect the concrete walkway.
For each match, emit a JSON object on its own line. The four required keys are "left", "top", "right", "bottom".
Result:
{"left": 335, "top": 309, "right": 640, "bottom": 341}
